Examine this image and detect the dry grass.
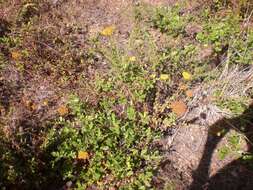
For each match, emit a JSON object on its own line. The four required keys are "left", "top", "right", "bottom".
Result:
{"left": 184, "top": 65, "right": 253, "bottom": 126}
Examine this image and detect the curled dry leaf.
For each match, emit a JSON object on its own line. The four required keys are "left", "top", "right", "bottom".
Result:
{"left": 170, "top": 100, "right": 187, "bottom": 117}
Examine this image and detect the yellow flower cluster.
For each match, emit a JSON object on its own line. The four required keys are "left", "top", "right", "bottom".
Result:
{"left": 101, "top": 26, "right": 115, "bottom": 36}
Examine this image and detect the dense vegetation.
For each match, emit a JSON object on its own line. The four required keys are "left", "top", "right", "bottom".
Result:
{"left": 0, "top": 0, "right": 253, "bottom": 189}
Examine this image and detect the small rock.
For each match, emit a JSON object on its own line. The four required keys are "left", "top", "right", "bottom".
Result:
{"left": 66, "top": 181, "right": 72, "bottom": 187}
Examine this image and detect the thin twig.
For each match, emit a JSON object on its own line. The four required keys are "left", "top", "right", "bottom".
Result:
{"left": 33, "top": 40, "right": 61, "bottom": 55}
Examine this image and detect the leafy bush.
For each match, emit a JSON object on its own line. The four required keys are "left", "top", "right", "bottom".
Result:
{"left": 229, "top": 30, "right": 253, "bottom": 65}
{"left": 152, "top": 6, "right": 187, "bottom": 36}
{"left": 40, "top": 29, "right": 167, "bottom": 189}
{"left": 196, "top": 14, "right": 240, "bottom": 52}
{"left": 43, "top": 96, "right": 161, "bottom": 189}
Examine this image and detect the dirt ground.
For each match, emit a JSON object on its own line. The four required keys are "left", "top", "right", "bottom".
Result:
{"left": 1, "top": 0, "right": 253, "bottom": 189}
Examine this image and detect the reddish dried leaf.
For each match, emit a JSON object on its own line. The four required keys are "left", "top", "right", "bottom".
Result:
{"left": 185, "top": 90, "right": 194, "bottom": 98}
{"left": 170, "top": 100, "right": 187, "bottom": 117}
{"left": 179, "top": 83, "right": 188, "bottom": 91}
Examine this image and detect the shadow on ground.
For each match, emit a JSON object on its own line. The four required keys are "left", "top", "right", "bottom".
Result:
{"left": 189, "top": 103, "right": 253, "bottom": 190}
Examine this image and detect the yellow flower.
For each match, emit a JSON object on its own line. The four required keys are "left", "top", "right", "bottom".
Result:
{"left": 77, "top": 151, "right": 89, "bottom": 160}
{"left": 182, "top": 71, "right": 192, "bottom": 80}
{"left": 43, "top": 100, "right": 48, "bottom": 106}
{"left": 11, "top": 51, "right": 22, "bottom": 60}
{"left": 129, "top": 56, "right": 136, "bottom": 62}
{"left": 101, "top": 26, "right": 115, "bottom": 36}
{"left": 150, "top": 74, "right": 156, "bottom": 79}
{"left": 160, "top": 74, "right": 170, "bottom": 81}
{"left": 57, "top": 105, "right": 69, "bottom": 116}
{"left": 31, "top": 103, "right": 37, "bottom": 111}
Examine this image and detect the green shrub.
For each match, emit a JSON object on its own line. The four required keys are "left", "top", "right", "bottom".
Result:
{"left": 41, "top": 30, "right": 165, "bottom": 189}
{"left": 152, "top": 6, "right": 187, "bottom": 36}
{"left": 196, "top": 14, "right": 240, "bottom": 52}
{"left": 230, "top": 30, "right": 253, "bottom": 65}
{"left": 42, "top": 96, "right": 161, "bottom": 189}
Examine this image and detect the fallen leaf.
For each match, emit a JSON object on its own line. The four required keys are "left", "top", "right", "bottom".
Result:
{"left": 11, "top": 51, "right": 22, "bottom": 60}
{"left": 77, "top": 151, "right": 89, "bottom": 160}
{"left": 160, "top": 74, "right": 170, "bottom": 81}
{"left": 185, "top": 90, "right": 194, "bottom": 98}
{"left": 170, "top": 100, "right": 187, "bottom": 117}
{"left": 178, "top": 83, "right": 187, "bottom": 90}
{"left": 182, "top": 71, "right": 192, "bottom": 80}
{"left": 57, "top": 105, "right": 69, "bottom": 116}
{"left": 101, "top": 26, "right": 115, "bottom": 36}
